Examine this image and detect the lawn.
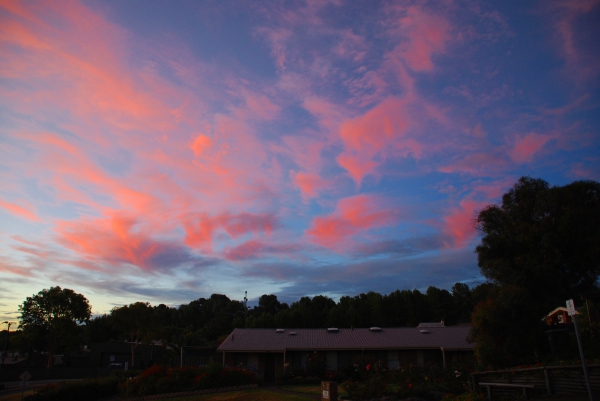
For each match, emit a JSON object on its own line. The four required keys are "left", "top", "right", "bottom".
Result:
{"left": 278, "top": 383, "right": 348, "bottom": 396}
{"left": 0, "top": 390, "right": 36, "bottom": 401}
{"left": 161, "top": 388, "right": 316, "bottom": 401}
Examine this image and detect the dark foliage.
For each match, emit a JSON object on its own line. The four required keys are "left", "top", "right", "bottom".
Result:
{"left": 19, "top": 287, "right": 91, "bottom": 368}
{"left": 476, "top": 177, "right": 600, "bottom": 311}
{"left": 24, "top": 377, "right": 120, "bottom": 401}
{"left": 472, "top": 177, "right": 600, "bottom": 368}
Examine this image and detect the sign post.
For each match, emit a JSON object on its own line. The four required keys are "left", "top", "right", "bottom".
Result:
{"left": 19, "top": 371, "right": 31, "bottom": 401}
{"left": 566, "top": 299, "right": 594, "bottom": 401}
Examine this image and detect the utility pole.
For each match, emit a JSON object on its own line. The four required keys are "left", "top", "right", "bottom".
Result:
{"left": 1, "top": 321, "right": 13, "bottom": 369}
{"left": 243, "top": 291, "right": 248, "bottom": 319}
{"left": 567, "top": 299, "right": 594, "bottom": 401}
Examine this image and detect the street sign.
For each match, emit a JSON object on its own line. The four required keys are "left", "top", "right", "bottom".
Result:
{"left": 19, "top": 371, "right": 31, "bottom": 382}
{"left": 566, "top": 299, "right": 576, "bottom": 316}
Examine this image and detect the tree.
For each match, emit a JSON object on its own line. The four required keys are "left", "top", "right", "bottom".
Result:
{"left": 469, "top": 286, "right": 543, "bottom": 368}
{"left": 19, "top": 287, "right": 91, "bottom": 368}
{"left": 111, "top": 302, "right": 157, "bottom": 368}
{"left": 476, "top": 177, "right": 600, "bottom": 312}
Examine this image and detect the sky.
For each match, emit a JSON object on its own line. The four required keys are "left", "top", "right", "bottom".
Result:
{"left": 1, "top": 0, "right": 599, "bottom": 322}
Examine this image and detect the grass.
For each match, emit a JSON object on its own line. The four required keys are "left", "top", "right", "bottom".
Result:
{"left": 277, "top": 384, "right": 322, "bottom": 394}
{"left": 159, "top": 388, "right": 316, "bottom": 401}
{"left": 0, "top": 390, "right": 36, "bottom": 401}
{"left": 278, "top": 383, "right": 348, "bottom": 396}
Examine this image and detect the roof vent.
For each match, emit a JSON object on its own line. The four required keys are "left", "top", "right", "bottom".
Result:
{"left": 419, "top": 329, "right": 430, "bottom": 334}
{"left": 370, "top": 327, "right": 382, "bottom": 332}
{"left": 289, "top": 331, "right": 297, "bottom": 336}
{"left": 327, "top": 328, "right": 339, "bottom": 332}
{"left": 276, "top": 329, "right": 285, "bottom": 333}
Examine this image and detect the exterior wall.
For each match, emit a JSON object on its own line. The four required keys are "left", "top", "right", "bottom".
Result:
{"left": 226, "top": 348, "right": 468, "bottom": 380}
{"left": 544, "top": 310, "right": 573, "bottom": 325}
{"left": 275, "top": 353, "right": 284, "bottom": 380}
{"left": 223, "top": 352, "right": 234, "bottom": 367}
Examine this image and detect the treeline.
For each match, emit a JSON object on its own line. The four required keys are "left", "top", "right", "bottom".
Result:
{"left": 82, "top": 282, "right": 493, "bottom": 348}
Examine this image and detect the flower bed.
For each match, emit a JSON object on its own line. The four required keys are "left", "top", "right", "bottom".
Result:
{"left": 341, "top": 358, "right": 475, "bottom": 400}
{"left": 119, "top": 363, "right": 256, "bottom": 398}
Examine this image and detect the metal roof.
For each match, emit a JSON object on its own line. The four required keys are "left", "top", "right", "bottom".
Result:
{"left": 418, "top": 322, "right": 445, "bottom": 328}
{"left": 217, "top": 327, "right": 474, "bottom": 352}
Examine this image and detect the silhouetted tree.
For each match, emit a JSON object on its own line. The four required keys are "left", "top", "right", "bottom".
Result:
{"left": 19, "top": 287, "right": 91, "bottom": 368}
{"left": 111, "top": 302, "right": 157, "bottom": 368}
{"left": 476, "top": 177, "right": 600, "bottom": 312}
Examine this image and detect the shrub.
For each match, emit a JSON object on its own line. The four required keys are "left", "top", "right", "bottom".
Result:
{"left": 24, "top": 377, "right": 120, "bottom": 401}
{"left": 341, "top": 359, "right": 388, "bottom": 399}
{"left": 119, "top": 362, "right": 256, "bottom": 398}
{"left": 306, "top": 351, "right": 326, "bottom": 378}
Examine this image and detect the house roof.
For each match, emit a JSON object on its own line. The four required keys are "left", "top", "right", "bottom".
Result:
{"left": 418, "top": 322, "right": 445, "bottom": 328}
{"left": 542, "top": 307, "right": 578, "bottom": 320}
{"left": 217, "top": 327, "right": 474, "bottom": 353}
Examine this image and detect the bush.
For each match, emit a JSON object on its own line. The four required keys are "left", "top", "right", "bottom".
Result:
{"left": 341, "top": 359, "right": 388, "bottom": 399}
{"left": 24, "top": 377, "right": 120, "bottom": 401}
{"left": 119, "top": 362, "right": 256, "bottom": 398}
{"left": 109, "top": 369, "right": 142, "bottom": 380}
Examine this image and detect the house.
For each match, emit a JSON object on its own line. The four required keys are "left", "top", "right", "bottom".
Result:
{"left": 542, "top": 307, "right": 577, "bottom": 325}
{"left": 542, "top": 307, "right": 580, "bottom": 359}
{"left": 217, "top": 326, "right": 474, "bottom": 382}
{"left": 89, "top": 342, "right": 166, "bottom": 370}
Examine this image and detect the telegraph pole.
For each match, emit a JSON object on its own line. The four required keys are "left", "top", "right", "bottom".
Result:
{"left": 567, "top": 299, "right": 594, "bottom": 401}
{"left": 1, "top": 321, "right": 12, "bottom": 369}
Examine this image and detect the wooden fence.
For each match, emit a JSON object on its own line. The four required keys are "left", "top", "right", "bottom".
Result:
{"left": 471, "top": 364, "right": 600, "bottom": 399}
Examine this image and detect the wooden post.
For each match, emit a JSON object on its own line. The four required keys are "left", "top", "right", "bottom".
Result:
{"left": 543, "top": 367, "right": 552, "bottom": 395}
{"left": 440, "top": 347, "right": 446, "bottom": 368}
{"left": 321, "top": 381, "right": 338, "bottom": 401}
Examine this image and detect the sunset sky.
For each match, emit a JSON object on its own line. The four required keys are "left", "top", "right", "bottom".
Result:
{"left": 1, "top": 0, "right": 599, "bottom": 322}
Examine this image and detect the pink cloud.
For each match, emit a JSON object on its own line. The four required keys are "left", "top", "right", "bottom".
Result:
{"left": 336, "top": 154, "right": 378, "bottom": 185}
{"left": 274, "top": 136, "right": 327, "bottom": 174}
{"left": 443, "top": 199, "right": 487, "bottom": 248}
{"left": 183, "top": 212, "right": 278, "bottom": 250}
{"left": 301, "top": 96, "right": 344, "bottom": 135}
{"left": 239, "top": 91, "right": 281, "bottom": 121}
{"left": 55, "top": 213, "right": 167, "bottom": 271}
{"left": 511, "top": 133, "right": 554, "bottom": 163}
{"left": 0, "top": 259, "right": 33, "bottom": 276}
{"left": 292, "top": 171, "right": 329, "bottom": 200}
{"left": 336, "top": 97, "right": 426, "bottom": 185}
{"left": 550, "top": 0, "right": 600, "bottom": 82}
{"left": 306, "top": 195, "right": 396, "bottom": 249}
{"left": 439, "top": 152, "right": 508, "bottom": 176}
{"left": 0, "top": 199, "right": 40, "bottom": 222}
{"left": 190, "top": 134, "right": 213, "bottom": 157}
{"left": 223, "top": 240, "right": 299, "bottom": 261}
{"left": 386, "top": 5, "right": 451, "bottom": 72}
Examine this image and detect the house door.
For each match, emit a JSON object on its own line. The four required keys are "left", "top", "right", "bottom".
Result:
{"left": 264, "top": 354, "right": 275, "bottom": 382}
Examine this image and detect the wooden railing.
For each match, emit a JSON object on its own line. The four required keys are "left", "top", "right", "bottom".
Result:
{"left": 471, "top": 364, "right": 600, "bottom": 398}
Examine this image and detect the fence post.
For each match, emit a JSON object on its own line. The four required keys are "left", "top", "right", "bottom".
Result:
{"left": 543, "top": 367, "right": 552, "bottom": 395}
